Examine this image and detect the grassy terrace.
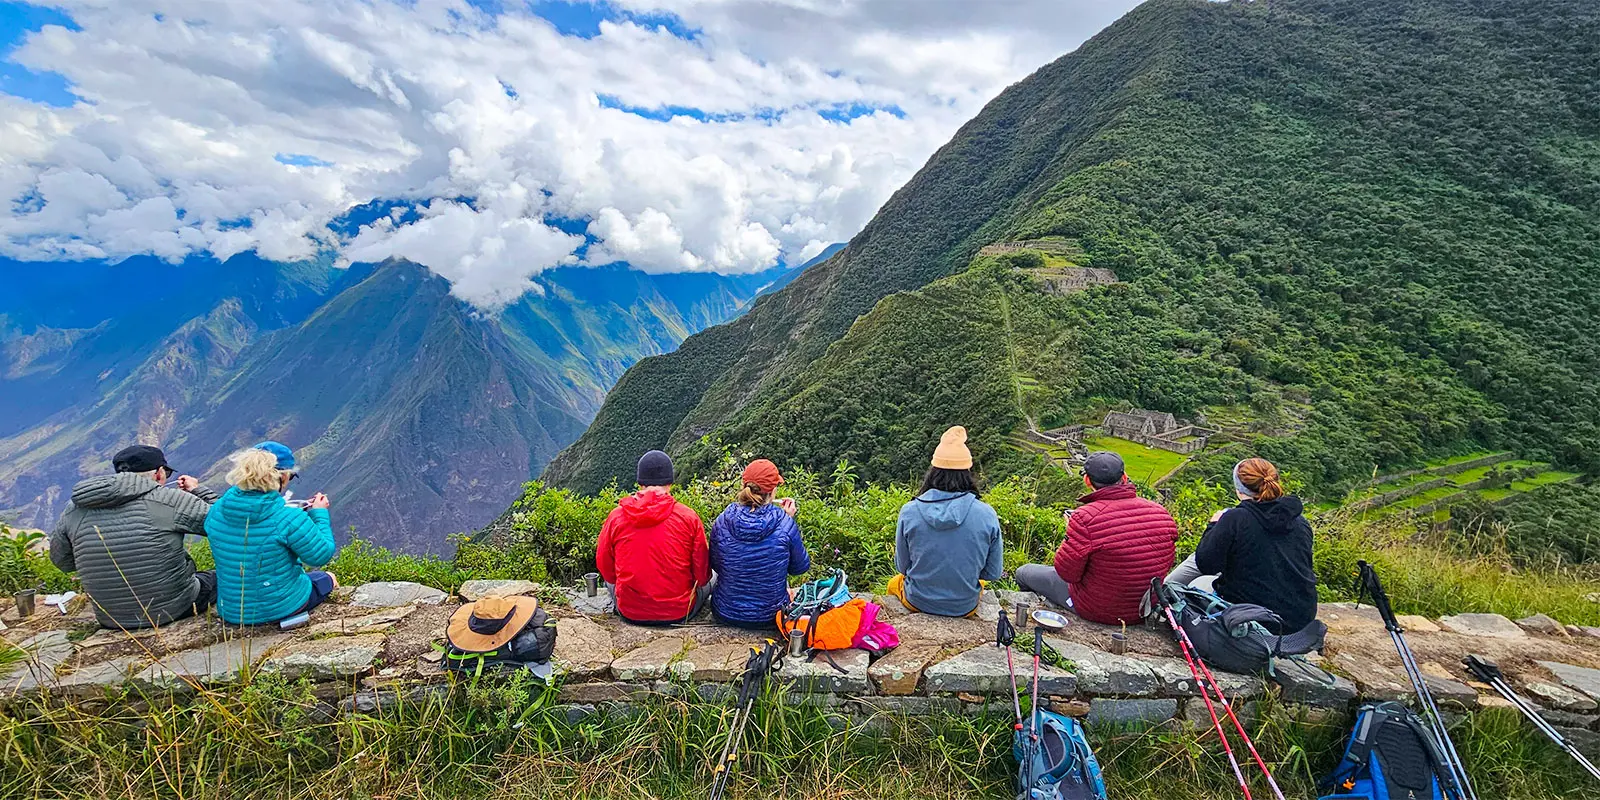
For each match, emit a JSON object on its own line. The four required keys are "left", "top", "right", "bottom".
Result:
{"left": 1478, "top": 471, "right": 1582, "bottom": 503}
{"left": 1083, "top": 435, "right": 1190, "bottom": 485}
{"left": 1448, "top": 460, "right": 1544, "bottom": 486}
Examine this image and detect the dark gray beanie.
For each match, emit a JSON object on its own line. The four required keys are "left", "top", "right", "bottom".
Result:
{"left": 637, "top": 450, "right": 675, "bottom": 487}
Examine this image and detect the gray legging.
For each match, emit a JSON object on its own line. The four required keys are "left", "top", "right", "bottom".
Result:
{"left": 1165, "top": 554, "right": 1218, "bottom": 594}
{"left": 1014, "top": 564, "right": 1074, "bottom": 610}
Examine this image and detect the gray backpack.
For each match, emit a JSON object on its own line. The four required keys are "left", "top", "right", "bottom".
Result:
{"left": 1161, "top": 583, "right": 1327, "bottom": 676}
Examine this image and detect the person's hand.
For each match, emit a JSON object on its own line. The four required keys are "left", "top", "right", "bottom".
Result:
{"left": 310, "top": 493, "right": 330, "bottom": 510}
{"left": 176, "top": 475, "right": 199, "bottom": 492}
{"left": 777, "top": 497, "right": 797, "bottom": 516}
{"left": 1209, "top": 509, "right": 1226, "bottom": 523}
{"left": 1063, "top": 508, "right": 1076, "bottom": 520}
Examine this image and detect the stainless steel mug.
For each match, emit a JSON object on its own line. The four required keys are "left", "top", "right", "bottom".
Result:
{"left": 1109, "top": 632, "right": 1128, "bottom": 655}
{"left": 788, "top": 627, "right": 807, "bottom": 657}
{"left": 14, "top": 589, "right": 36, "bottom": 618}
{"left": 583, "top": 572, "right": 600, "bottom": 597}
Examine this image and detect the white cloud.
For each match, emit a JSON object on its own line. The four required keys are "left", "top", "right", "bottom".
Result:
{"left": 0, "top": 0, "right": 1138, "bottom": 306}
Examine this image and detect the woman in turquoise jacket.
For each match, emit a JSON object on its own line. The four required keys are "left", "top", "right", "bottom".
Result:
{"left": 204, "top": 442, "right": 338, "bottom": 625}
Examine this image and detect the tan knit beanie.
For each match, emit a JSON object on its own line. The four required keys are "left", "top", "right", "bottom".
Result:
{"left": 931, "top": 425, "right": 973, "bottom": 470}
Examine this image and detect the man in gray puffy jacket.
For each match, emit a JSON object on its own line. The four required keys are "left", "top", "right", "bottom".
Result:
{"left": 49, "top": 445, "right": 218, "bottom": 630}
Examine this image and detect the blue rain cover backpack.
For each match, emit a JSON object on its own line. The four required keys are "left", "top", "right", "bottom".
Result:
{"left": 1320, "top": 702, "right": 1456, "bottom": 800}
{"left": 1013, "top": 709, "right": 1108, "bottom": 800}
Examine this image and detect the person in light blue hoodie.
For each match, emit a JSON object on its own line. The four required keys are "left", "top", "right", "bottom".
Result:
{"left": 888, "top": 426, "right": 1004, "bottom": 617}
{"left": 204, "top": 442, "right": 338, "bottom": 625}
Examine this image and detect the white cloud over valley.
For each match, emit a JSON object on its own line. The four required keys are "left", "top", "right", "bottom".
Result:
{"left": 0, "top": 0, "right": 1138, "bottom": 306}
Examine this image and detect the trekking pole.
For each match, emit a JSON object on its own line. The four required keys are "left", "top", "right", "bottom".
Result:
{"left": 1464, "top": 655, "right": 1600, "bottom": 782}
{"left": 708, "top": 640, "right": 784, "bottom": 800}
{"left": 997, "top": 609, "right": 1023, "bottom": 725}
{"left": 1020, "top": 610, "right": 1069, "bottom": 799}
{"left": 1356, "top": 562, "right": 1478, "bottom": 800}
{"left": 1152, "top": 580, "right": 1257, "bottom": 800}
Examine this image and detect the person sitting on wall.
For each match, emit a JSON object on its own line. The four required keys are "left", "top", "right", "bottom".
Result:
{"left": 1014, "top": 451, "right": 1178, "bottom": 626}
{"left": 887, "top": 426, "right": 1004, "bottom": 617}
{"left": 204, "top": 442, "right": 339, "bottom": 625}
{"left": 596, "top": 450, "right": 713, "bottom": 625}
{"left": 1165, "top": 457, "right": 1318, "bottom": 632}
{"left": 49, "top": 445, "right": 220, "bottom": 630}
{"left": 708, "top": 459, "right": 810, "bottom": 630}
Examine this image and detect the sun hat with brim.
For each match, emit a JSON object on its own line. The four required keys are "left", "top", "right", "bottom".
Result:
{"left": 447, "top": 595, "right": 540, "bottom": 652}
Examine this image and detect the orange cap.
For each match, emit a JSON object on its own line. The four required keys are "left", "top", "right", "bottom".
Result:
{"left": 741, "top": 459, "right": 785, "bottom": 493}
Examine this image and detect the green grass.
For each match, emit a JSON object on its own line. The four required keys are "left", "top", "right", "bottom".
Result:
{"left": 1, "top": 676, "right": 1592, "bottom": 800}
{"left": 1448, "top": 460, "right": 1544, "bottom": 486}
{"left": 1426, "top": 451, "right": 1513, "bottom": 469}
{"left": 1083, "top": 436, "right": 1191, "bottom": 485}
{"left": 1384, "top": 485, "right": 1464, "bottom": 512}
{"left": 1475, "top": 470, "right": 1582, "bottom": 505}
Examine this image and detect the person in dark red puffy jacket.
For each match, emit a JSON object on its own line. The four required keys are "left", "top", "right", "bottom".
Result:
{"left": 596, "top": 450, "right": 712, "bottom": 625}
{"left": 1015, "top": 452, "right": 1178, "bottom": 625}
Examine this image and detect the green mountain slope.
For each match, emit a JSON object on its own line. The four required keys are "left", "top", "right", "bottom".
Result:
{"left": 546, "top": 0, "right": 1600, "bottom": 496}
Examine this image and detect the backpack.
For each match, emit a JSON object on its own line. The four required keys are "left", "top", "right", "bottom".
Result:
{"left": 443, "top": 599, "right": 558, "bottom": 678}
{"left": 1160, "top": 583, "right": 1327, "bottom": 676}
{"left": 1320, "top": 702, "right": 1463, "bottom": 800}
{"left": 776, "top": 569, "right": 856, "bottom": 649}
{"left": 1014, "top": 709, "right": 1108, "bottom": 800}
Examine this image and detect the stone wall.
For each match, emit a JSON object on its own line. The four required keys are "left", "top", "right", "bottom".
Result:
{"left": 6, "top": 582, "right": 1600, "bottom": 757}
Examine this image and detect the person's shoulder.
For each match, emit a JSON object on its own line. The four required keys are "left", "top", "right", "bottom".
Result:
{"left": 671, "top": 501, "right": 704, "bottom": 522}
{"left": 147, "top": 485, "right": 198, "bottom": 507}
{"left": 972, "top": 498, "right": 1000, "bottom": 523}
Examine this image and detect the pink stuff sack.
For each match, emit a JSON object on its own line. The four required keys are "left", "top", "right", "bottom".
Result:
{"left": 851, "top": 601, "right": 900, "bottom": 655}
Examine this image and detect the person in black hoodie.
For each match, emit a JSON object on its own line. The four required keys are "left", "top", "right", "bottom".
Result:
{"left": 1165, "top": 458, "right": 1318, "bottom": 632}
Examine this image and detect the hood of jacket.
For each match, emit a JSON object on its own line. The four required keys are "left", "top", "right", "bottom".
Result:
{"left": 1241, "top": 496, "right": 1305, "bottom": 533}
{"left": 212, "top": 487, "right": 289, "bottom": 527}
{"left": 618, "top": 489, "right": 679, "bottom": 526}
{"left": 722, "top": 502, "right": 786, "bottom": 543}
{"left": 70, "top": 473, "right": 160, "bottom": 509}
{"left": 912, "top": 489, "right": 978, "bottom": 531}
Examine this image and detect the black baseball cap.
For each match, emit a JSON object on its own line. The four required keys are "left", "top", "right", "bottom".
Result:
{"left": 1083, "top": 451, "right": 1126, "bottom": 487}
{"left": 113, "top": 445, "right": 172, "bottom": 474}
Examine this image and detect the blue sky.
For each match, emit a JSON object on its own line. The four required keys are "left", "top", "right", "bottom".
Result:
{"left": 0, "top": 0, "right": 1136, "bottom": 305}
{"left": 0, "top": 1, "right": 77, "bottom": 106}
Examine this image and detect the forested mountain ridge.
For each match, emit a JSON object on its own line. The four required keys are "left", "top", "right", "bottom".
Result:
{"left": 544, "top": 0, "right": 1600, "bottom": 497}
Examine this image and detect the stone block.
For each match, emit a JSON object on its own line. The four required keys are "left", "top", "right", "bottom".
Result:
{"left": 52, "top": 656, "right": 146, "bottom": 697}
{"left": 610, "top": 637, "right": 690, "bottom": 682}
{"left": 778, "top": 648, "right": 870, "bottom": 695}
{"left": 1439, "top": 613, "right": 1525, "bottom": 639}
{"left": 679, "top": 642, "right": 751, "bottom": 683}
{"left": 1538, "top": 661, "right": 1600, "bottom": 704}
{"left": 306, "top": 606, "right": 415, "bottom": 637}
{"left": 1333, "top": 652, "right": 1409, "bottom": 701}
{"left": 349, "top": 582, "right": 448, "bottom": 608}
{"left": 261, "top": 634, "right": 386, "bottom": 681}
{"left": 1087, "top": 698, "right": 1178, "bottom": 728}
{"left": 1136, "top": 655, "right": 1199, "bottom": 696}
{"left": 1396, "top": 615, "right": 1440, "bottom": 633}
{"left": 1559, "top": 726, "right": 1600, "bottom": 759}
{"left": 458, "top": 580, "right": 541, "bottom": 601}
{"left": 868, "top": 645, "right": 938, "bottom": 695}
{"left": 924, "top": 644, "right": 1074, "bottom": 696}
{"left": 551, "top": 616, "right": 613, "bottom": 681}
{"left": 855, "top": 696, "right": 963, "bottom": 717}
{"left": 1539, "top": 708, "right": 1599, "bottom": 731}
{"left": 1514, "top": 613, "right": 1566, "bottom": 636}
{"left": 1046, "top": 639, "right": 1159, "bottom": 697}
{"left": 1525, "top": 680, "right": 1598, "bottom": 713}
{"left": 554, "top": 704, "right": 599, "bottom": 725}
{"left": 0, "top": 631, "right": 74, "bottom": 695}
{"left": 565, "top": 587, "right": 615, "bottom": 617}
{"left": 132, "top": 634, "right": 288, "bottom": 689}
{"left": 1177, "top": 698, "right": 1258, "bottom": 731}
{"left": 1273, "top": 663, "right": 1357, "bottom": 708}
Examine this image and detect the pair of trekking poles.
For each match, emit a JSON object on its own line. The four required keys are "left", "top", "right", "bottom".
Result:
{"left": 707, "top": 640, "right": 785, "bottom": 800}
{"left": 1148, "top": 578, "right": 1287, "bottom": 800}
{"left": 995, "top": 606, "right": 1071, "bottom": 798}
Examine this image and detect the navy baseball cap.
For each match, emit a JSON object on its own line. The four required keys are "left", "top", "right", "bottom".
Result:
{"left": 254, "top": 441, "right": 296, "bottom": 471}
{"left": 1083, "top": 451, "right": 1126, "bottom": 486}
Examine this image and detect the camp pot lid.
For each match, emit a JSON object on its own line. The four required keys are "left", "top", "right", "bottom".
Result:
{"left": 1031, "top": 609, "right": 1068, "bottom": 631}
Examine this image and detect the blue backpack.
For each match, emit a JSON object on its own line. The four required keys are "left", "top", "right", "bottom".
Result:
{"left": 1320, "top": 702, "right": 1461, "bottom": 800}
{"left": 1013, "top": 709, "right": 1107, "bottom": 800}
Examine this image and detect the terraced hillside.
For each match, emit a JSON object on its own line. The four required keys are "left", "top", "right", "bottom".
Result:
{"left": 1345, "top": 451, "right": 1585, "bottom": 521}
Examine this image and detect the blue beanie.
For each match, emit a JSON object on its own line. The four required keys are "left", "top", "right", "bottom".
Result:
{"left": 637, "top": 450, "right": 674, "bottom": 487}
{"left": 254, "top": 441, "right": 296, "bottom": 471}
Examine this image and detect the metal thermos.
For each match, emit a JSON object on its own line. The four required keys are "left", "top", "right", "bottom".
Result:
{"left": 583, "top": 573, "right": 600, "bottom": 597}
{"left": 788, "top": 627, "right": 807, "bottom": 657}
{"left": 14, "top": 589, "right": 36, "bottom": 618}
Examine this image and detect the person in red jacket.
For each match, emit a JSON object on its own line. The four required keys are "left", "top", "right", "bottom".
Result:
{"left": 596, "top": 450, "right": 713, "bottom": 625}
{"left": 1015, "top": 452, "right": 1178, "bottom": 625}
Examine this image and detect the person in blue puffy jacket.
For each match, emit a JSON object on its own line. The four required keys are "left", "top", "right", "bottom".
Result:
{"left": 709, "top": 459, "right": 810, "bottom": 629}
{"left": 205, "top": 441, "right": 339, "bottom": 625}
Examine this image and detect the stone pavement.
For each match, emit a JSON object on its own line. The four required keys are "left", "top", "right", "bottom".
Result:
{"left": 5, "top": 581, "right": 1600, "bottom": 753}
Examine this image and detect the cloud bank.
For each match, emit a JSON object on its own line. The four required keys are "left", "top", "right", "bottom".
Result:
{"left": 0, "top": 0, "right": 1137, "bottom": 306}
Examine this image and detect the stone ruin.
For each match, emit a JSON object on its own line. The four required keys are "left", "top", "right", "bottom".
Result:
{"left": 6, "top": 579, "right": 1600, "bottom": 760}
{"left": 1100, "top": 409, "right": 1215, "bottom": 454}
